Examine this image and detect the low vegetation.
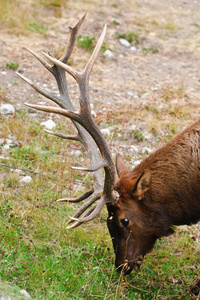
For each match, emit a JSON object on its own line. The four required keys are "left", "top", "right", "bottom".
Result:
{"left": 0, "top": 105, "right": 199, "bottom": 299}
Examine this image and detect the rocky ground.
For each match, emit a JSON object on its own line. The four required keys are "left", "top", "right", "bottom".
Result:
{"left": 1, "top": 0, "right": 200, "bottom": 156}
{"left": 1, "top": 1, "right": 200, "bottom": 180}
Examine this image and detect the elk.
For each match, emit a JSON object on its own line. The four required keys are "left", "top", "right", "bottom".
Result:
{"left": 17, "top": 15, "right": 200, "bottom": 275}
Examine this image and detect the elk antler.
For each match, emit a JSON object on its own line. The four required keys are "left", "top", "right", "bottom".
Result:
{"left": 16, "top": 15, "right": 119, "bottom": 228}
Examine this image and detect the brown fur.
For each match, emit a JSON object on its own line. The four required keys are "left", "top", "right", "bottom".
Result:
{"left": 107, "top": 120, "right": 200, "bottom": 274}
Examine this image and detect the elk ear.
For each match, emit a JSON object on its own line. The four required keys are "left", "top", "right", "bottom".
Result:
{"left": 115, "top": 153, "right": 130, "bottom": 177}
{"left": 133, "top": 169, "right": 151, "bottom": 200}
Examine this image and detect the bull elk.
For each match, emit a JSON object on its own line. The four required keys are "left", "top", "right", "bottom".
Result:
{"left": 17, "top": 15, "right": 200, "bottom": 275}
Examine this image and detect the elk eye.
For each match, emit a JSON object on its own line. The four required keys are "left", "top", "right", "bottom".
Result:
{"left": 121, "top": 218, "right": 129, "bottom": 227}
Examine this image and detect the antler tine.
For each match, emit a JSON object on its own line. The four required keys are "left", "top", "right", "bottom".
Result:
{"left": 83, "top": 24, "right": 107, "bottom": 78}
{"left": 24, "top": 47, "right": 52, "bottom": 73}
{"left": 16, "top": 72, "right": 63, "bottom": 107}
{"left": 44, "top": 130, "right": 81, "bottom": 142}
{"left": 66, "top": 205, "right": 96, "bottom": 229}
{"left": 57, "top": 187, "right": 94, "bottom": 203}
{"left": 61, "top": 13, "right": 86, "bottom": 64}
{"left": 65, "top": 191, "right": 101, "bottom": 224}
{"left": 41, "top": 52, "right": 80, "bottom": 83}
{"left": 69, "top": 196, "right": 107, "bottom": 223}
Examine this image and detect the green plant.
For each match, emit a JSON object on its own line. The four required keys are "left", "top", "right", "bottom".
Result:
{"left": 28, "top": 23, "right": 48, "bottom": 34}
{"left": 115, "top": 31, "right": 139, "bottom": 44}
{"left": 77, "top": 35, "right": 96, "bottom": 50}
{"left": 101, "top": 42, "right": 110, "bottom": 53}
{"left": 40, "top": 0, "right": 66, "bottom": 7}
{"left": 6, "top": 62, "right": 19, "bottom": 70}
{"left": 143, "top": 47, "right": 159, "bottom": 54}
{"left": 0, "top": 106, "right": 199, "bottom": 299}
{"left": 133, "top": 129, "right": 145, "bottom": 141}
{"left": 112, "top": 20, "right": 120, "bottom": 25}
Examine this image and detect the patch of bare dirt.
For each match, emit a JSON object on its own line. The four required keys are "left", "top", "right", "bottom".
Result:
{"left": 1, "top": 0, "right": 200, "bottom": 161}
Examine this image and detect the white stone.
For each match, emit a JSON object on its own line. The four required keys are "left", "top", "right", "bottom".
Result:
{"left": 142, "top": 147, "right": 153, "bottom": 154}
{"left": 133, "top": 160, "right": 142, "bottom": 167}
{"left": 130, "top": 145, "right": 139, "bottom": 152}
{"left": 0, "top": 138, "right": 5, "bottom": 144}
{"left": 40, "top": 119, "right": 56, "bottom": 130}
{"left": 127, "top": 91, "right": 134, "bottom": 96}
{"left": 19, "top": 176, "right": 32, "bottom": 184}
{"left": 91, "top": 110, "right": 97, "bottom": 118}
{"left": 101, "top": 128, "right": 111, "bottom": 137}
{"left": 20, "top": 289, "right": 31, "bottom": 298}
{"left": 5, "top": 139, "right": 12, "bottom": 145}
{"left": 119, "top": 38, "right": 130, "bottom": 47}
{"left": 0, "top": 296, "right": 13, "bottom": 300}
{"left": 104, "top": 49, "right": 114, "bottom": 58}
{"left": 130, "top": 124, "right": 137, "bottom": 130}
{"left": 130, "top": 46, "right": 137, "bottom": 52}
{"left": 74, "top": 150, "right": 82, "bottom": 157}
{"left": 2, "top": 144, "right": 10, "bottom": 151}
{"left": 0, "top": 104, "right": 15, "bottom": 115}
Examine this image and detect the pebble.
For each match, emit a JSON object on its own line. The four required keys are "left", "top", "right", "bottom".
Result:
{"left": 130, "top": 145, "right": 139, "bottom": 152}
{"left": 130, "top": 46, "right": 137, "bottom": 52}
{"left": 132, "top": 160, "right": 142, "bottom": 167}
{"left": 20, "top": 290, "right": 31, "bottom": 298}
{"left": 2, "top": 144, "right": 10, "bottom": 152}
{"left": 19, "top": 176, "right": 32, "bottom": 184}
{"left": 40, "top": 119, "right": 56, "bottom": 130}
{"left": 101, "top": 128, "right": 111, "bottom": 137}
{"left": 73, "top": 150, "right": 82, "bottom": 157}
{"left": 119, "top": 38, "right": 130, "bottom": 47}
{"left": 103, "top": 49, "right": 114, "bottom": 58}
{"left": 130, "top": 124, "right": 137, "bottom": 131}
{"left": 142, "top": 147, "right": 153, "bottom": 154}
{"left": 0, "top": 295, "right": 14, "bottom": 300}
{"left": 0, "top": 104, "right": 15, "bottom": 115}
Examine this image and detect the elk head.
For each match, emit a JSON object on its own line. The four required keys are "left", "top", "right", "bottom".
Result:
{"left": 107, "top": 154, "right": 156, "bottom": 274}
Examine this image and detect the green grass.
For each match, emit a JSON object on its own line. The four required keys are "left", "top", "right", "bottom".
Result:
{"left": 0, "top": 0, "right": 66, "bottom": 34}
{"left": 77, "top": 35, "right": 96, "bottom": 51}
{"left": 0, "top": 108, "right": 199, "bottom": 299}
{"left": 6, "top": 62, "right": 19, "bottom": 70}
{"left": 115, "top": 31, "right": 139, "bottom": 44}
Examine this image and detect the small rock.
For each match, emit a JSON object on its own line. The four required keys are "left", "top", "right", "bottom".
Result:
{"left": 0, "top": 104, "right": 15, "bottom": 115}
{"left": 119, "top": 38, "right": 130, "bottom": 47}
{"left": 101, "top": 128, "right": 111, "bottom": 137}
{"left": 104, "top": 49, "right": 114, "bottom": 58}
{"left": 130, "top": 46, "right": 137, "bottom": 52}
{"left": 0, "top": 295, "right": 15, "bottom": 300}
{"left": 132, "top": 160, "right": 142, "bottom": 167}
{"left": 2, "top": 144, "right": 10, "bottom": 151}
{"left": 142, "top": 147, "right": 153, "bottom": 154}
{"left": 74, "top": 150, "right": 82, "bottom": 157}
{"left": 19, "top": 176, "right": 32, "bottom": 184}
{"left": 20, "top": 290, "right": 31, "bottom": 298}
{"left": 130, "top": 124, "right": 137, "bottom": 131}
{"left": 40, "top": 119, "right": 56, "bottom": 130}
{"left": 127, "top": 91, "right": 134, "bottom": 96}
{"left": 91, "top": 110, "right": 97, "bottom": 118}
{"left": 5, "top": 139, "right": 13, "bottom": 145}
{"left": 130, "top": 145, "right": 139, "bottom": 152}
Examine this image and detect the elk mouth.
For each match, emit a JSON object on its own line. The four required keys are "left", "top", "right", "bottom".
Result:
{"left": 116, "top": 255, "right": 144, "bottom": 275}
